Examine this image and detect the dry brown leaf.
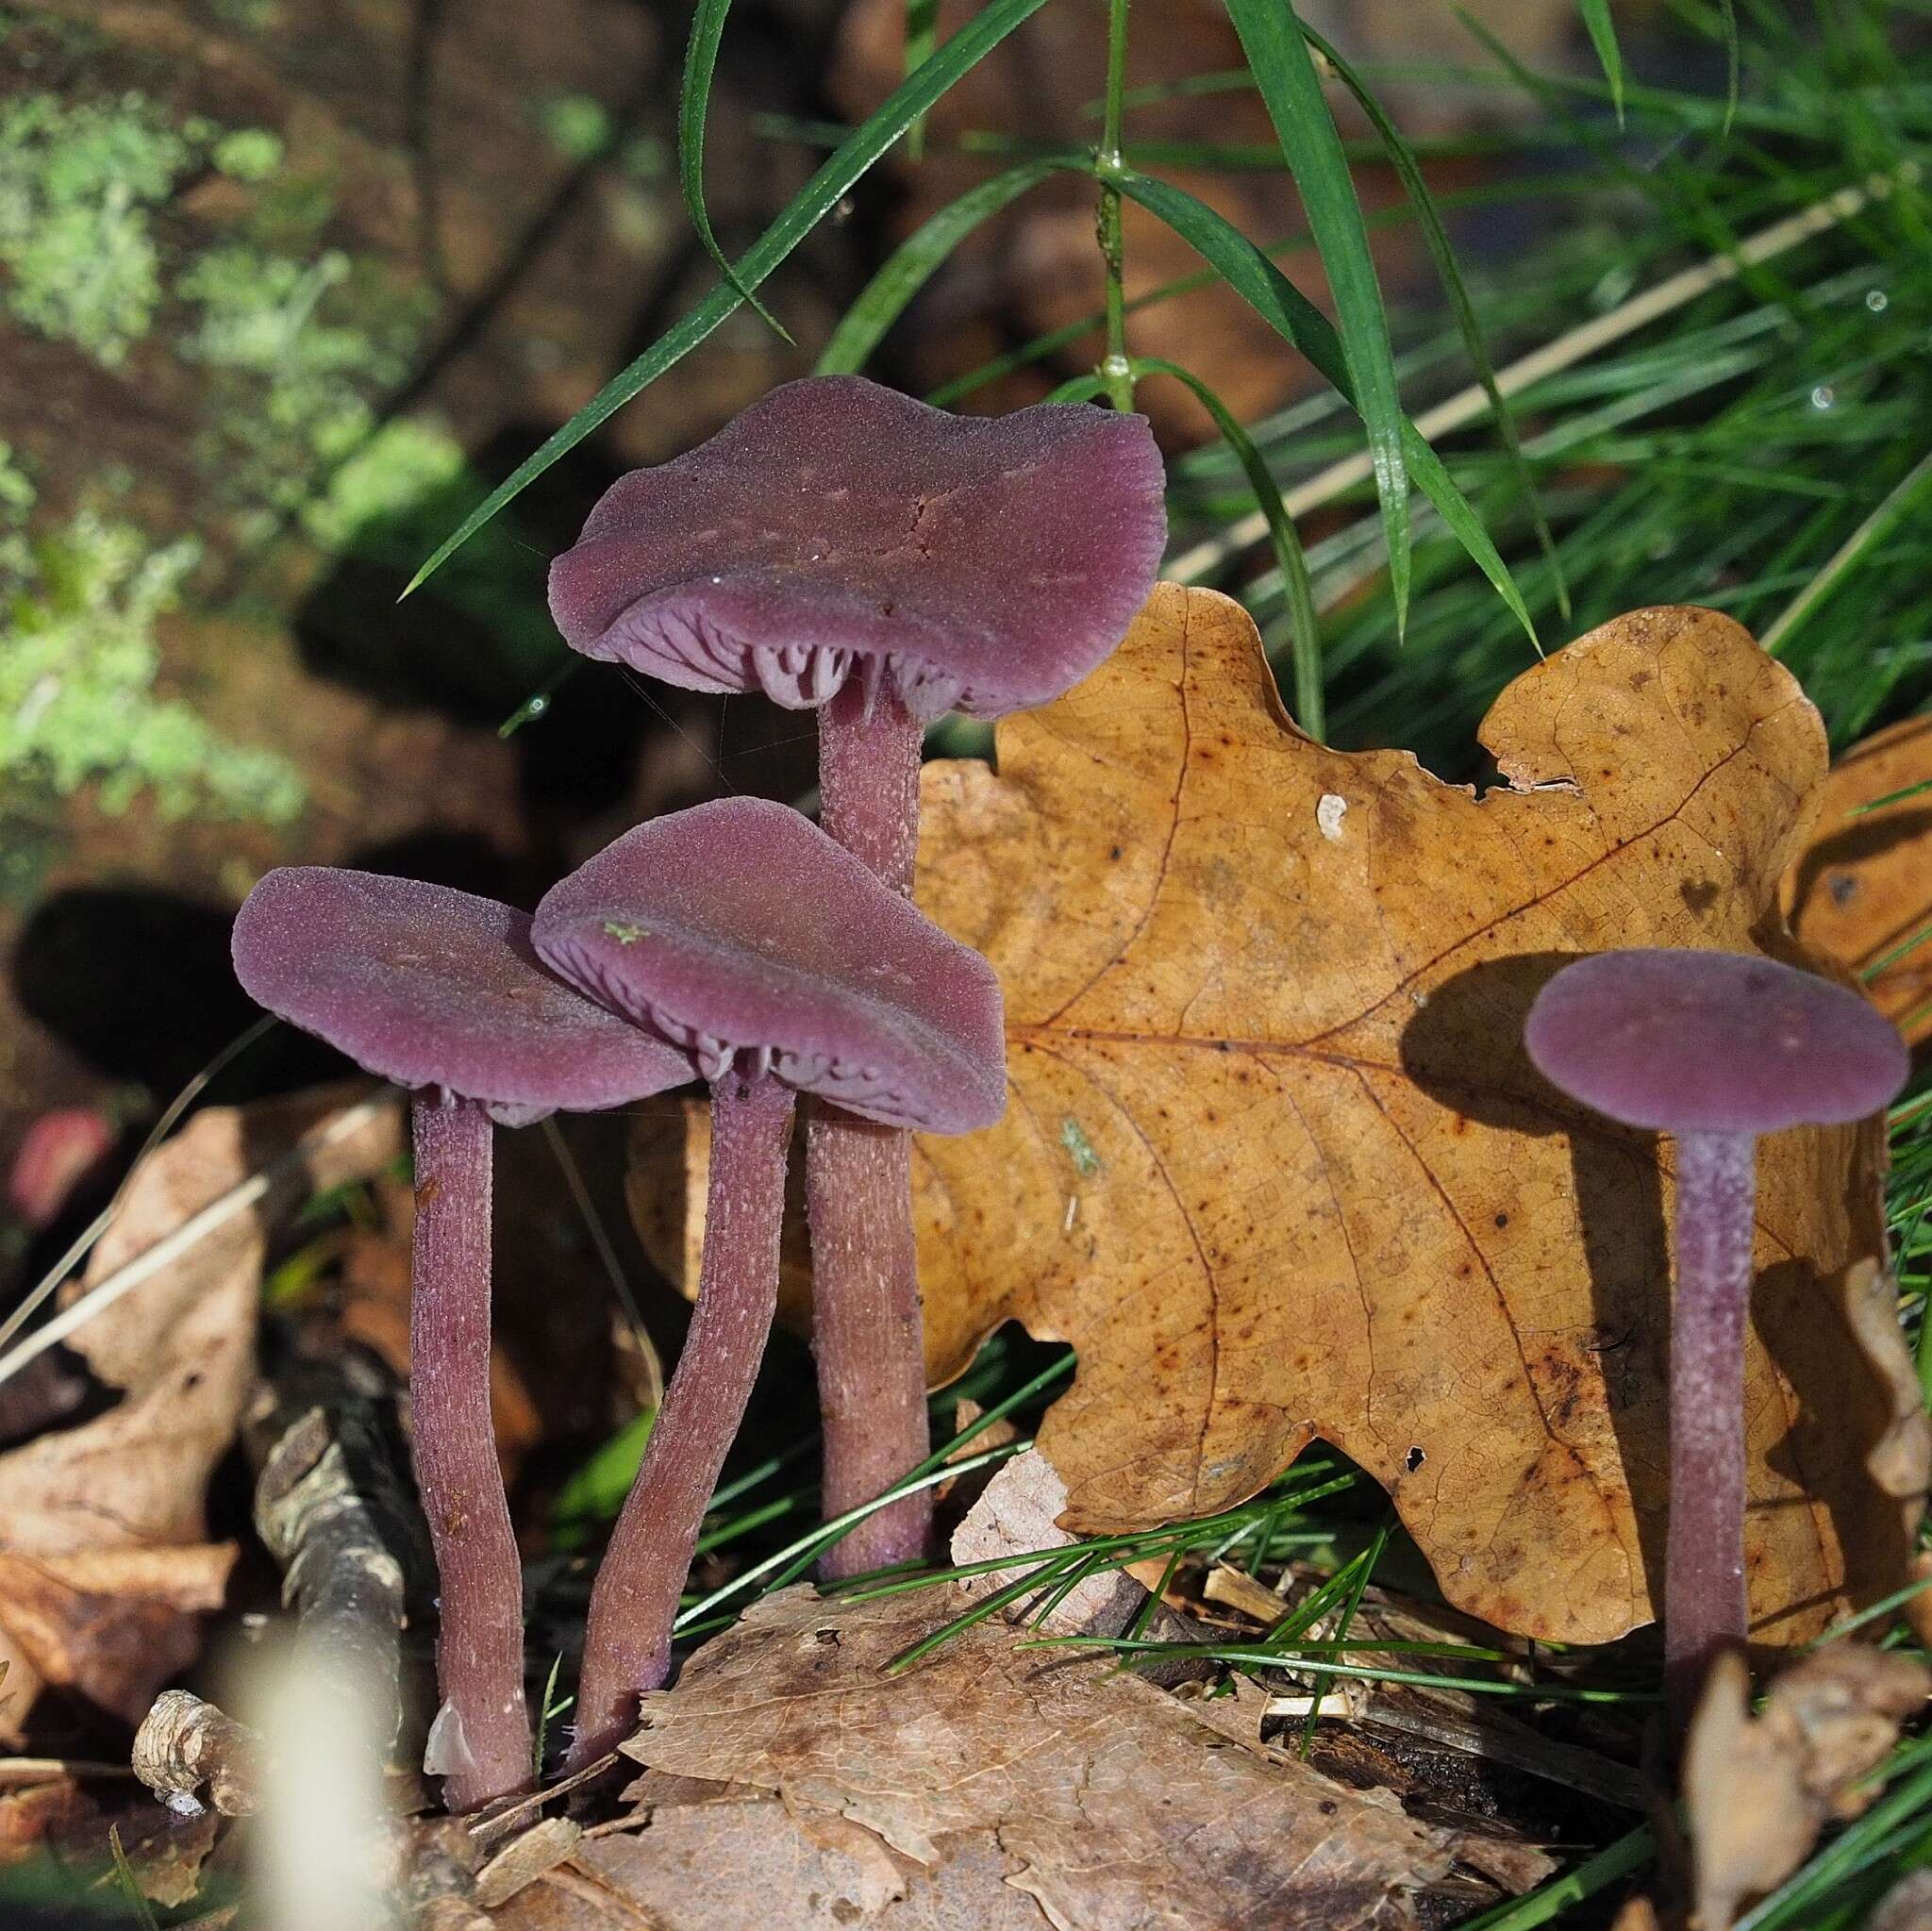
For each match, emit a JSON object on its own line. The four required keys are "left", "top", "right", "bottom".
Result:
{"left": 0, "top": 1087, "right": 399, "bottom": 1733}
{"left": 602, "top": 1584, "right": 1456, "bottom": 1930}
{"left": 1871, "top": 1868, "right": 1932, "bottom": 1931}
{"left": 905, "top": 586, "right": 1909, "bottom": 1646}
{"left": 494, "top": 1777, "right": 1047, "bottom": 1930}
{"left": 626, "top": 1096, "right": 814, "bottom": 1336}
{"left": 1840, "top": 1259, "right": 1932, "bottom": 1525}
{"left": 1782, "top": 713, "right": 1932, "bottom": 1044}
{"left": 1684, "top": 1643, "right": 1930, "bottom": 1928}
{"left": 947, "top": 1448, "right": 1144, "bottom": 1637}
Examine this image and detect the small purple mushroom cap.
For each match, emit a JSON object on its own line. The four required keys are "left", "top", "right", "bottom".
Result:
{"left": 232, "top": 868, "right": 696, "bottom": 1121}
{"left": 547, "top": 375, "right": 1167, "bottom": 721}
{"left": 531, "top": 797, "right": 1005, "bottom": 1134}
{"left": 1524, "top": 948, "right": 1908, "bottom": 1134}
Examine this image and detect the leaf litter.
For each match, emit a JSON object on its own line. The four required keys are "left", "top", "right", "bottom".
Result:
{"left": 0, "top": 1084, "right": 400, "bottom": 1736}
{"left": 488, "top": 1579, "right": 1480, "bottom": 1930}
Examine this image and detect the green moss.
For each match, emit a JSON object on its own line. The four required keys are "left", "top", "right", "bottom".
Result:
{"left": 0, "top": 447, "right": 304, "bottom": 824}
{"left": 538, "top": 94, "right": 614, "bottom": 163}
{"left": 299, "top": 415, "right": 563, "bottom": 709}
{"left": 0, "top": 92, "right": 190, "bottom": 364}
{"left": 210, "top": 127, "right": 284, "bottom": 182}
{"left": 179, "top": 244, "right": 422, "bottom": 507}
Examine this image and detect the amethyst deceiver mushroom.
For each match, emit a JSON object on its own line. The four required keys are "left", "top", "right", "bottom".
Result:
{"left": 232, "top": 869, "right": 694, "bottom": 1810}
{"left": 531, "top": 795, "right": 1004, "bottom": 1764}
{"left": 549, "top": 374, "right": 1165, "bottom": 1573}
{"left": 1524, "top": 948, "right": 1908, "bottom": 1717}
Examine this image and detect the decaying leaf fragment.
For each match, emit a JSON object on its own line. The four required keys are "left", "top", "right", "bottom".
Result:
{"left": 1782, "top": 712, "right": 1932, "bottom": 1044}
{"left": 1684, "top": 1643, "right": 1930, "bottom": 1928}
{"left": 0, "top": 1088, "right": 400, "bottom": 1733}
{"left": 592, "top": 1585, "right": 1457, "bottom": 1931}
{"left": 908, "top": 587, "right": 1909, "bottom": 1645}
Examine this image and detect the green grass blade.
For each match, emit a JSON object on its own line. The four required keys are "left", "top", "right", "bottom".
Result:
{"left": 1224, "top": 0, "right": 1412, "bottom": 632}
{"left": 1578, "top": 0, "right": 1626, "bottom": 125}
{"left": 408, "top": 0, "right": 1058, "bottom": 594}
{"left": 1133, "top": 355, "right": 1327, "bottom": 739}
{"left": 680, "top": 0, "right": 791, "bottom": 338}
{"left": 1301, "top": 21, "right": 1568, "bottom": 619}
{"left": 1454, "top": 1826, "right": 1654, "bottom": 1931}
{"left": 905, "top": 0, "right": 941, "bottom": 160}
{"left": 1761, "top": 445, "right": 1932, "bottom": 654}
{"left": 1118, "top": 170, "right": 1537, "bottom": 650}
{"left": 1720, "top": 0, "right": 1740, "bottom": 137}
{"left": 817, "top": 158, "right": 1063, "bottom": 375}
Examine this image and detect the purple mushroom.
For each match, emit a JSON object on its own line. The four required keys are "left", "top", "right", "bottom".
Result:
{"left": 549, "top": 375, "right": 1165, "bottom": 1572}
{"left": 232, "top": 869, "right": 694, "bottom": 1810}
{"left": 532, "top": 795, "right": 1004, "bottom": 1763}
{"left": 1524, "top": 948, "right": 1908, "bottom": 1717}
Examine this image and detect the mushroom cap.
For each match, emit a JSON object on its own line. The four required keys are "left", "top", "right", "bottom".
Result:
{"left": 531, "top": 797, "right": 1006, "bottom": 1134}
{"left": 232, "top": 868, "right": 697, "bottom": 1121}
{"left": 547, "top": 375, "right": 1167, "bottom": 722}
{"left": 1524, "top": 947, "right": 1908, "bottom": 1135}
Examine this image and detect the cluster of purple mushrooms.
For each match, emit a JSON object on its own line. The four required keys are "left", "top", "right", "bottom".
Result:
{"left": 231, "top": 375, "right": 1911, "bottom": 1812}
{"left": 231, "top": 377, "right": 1169, "bottom": 1808}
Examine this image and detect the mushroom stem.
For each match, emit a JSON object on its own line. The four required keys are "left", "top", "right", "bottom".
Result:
{"left": 809, "top": 681, "right": 937, "bottom": 1574}
{"left": 1665, "top": 1126, "right": 1757, "bottom": 1723}
{"left": 817, "top": 673, "right": 925, "bottom": 898}
{"left": 570, "top": 1074, "right": 794, "bottom": 1768}
{"left": 806, "top": 1113, "right": 932, "bottom": 1576}
{"left": 408, "top": 1091, "right": 532, "bottom": 1811}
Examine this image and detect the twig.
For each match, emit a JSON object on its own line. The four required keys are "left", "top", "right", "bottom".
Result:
{"left": 0, "top": 1757, "right": 139, "bottom": 1783}
{"left": 243, "top": 1332, "right": 432, "bottom": 1759}
{"left": 1167, "top": 162, "right": 1924, "bottom": 585}
{"left": 132, "top": 1691, "right": 262, "bottom": 1819}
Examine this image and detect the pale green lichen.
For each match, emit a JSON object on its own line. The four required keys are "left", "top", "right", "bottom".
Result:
{"left": 301, "top": 413, "right": 471, "bottom": 550}
{"left": 1060, "top": 1118, "right": 1103, "bottom": 1177}
{"left": 0, "top": 92, "right": 190, "bottom": 364}
{"left": 0, "top": 448, "right": 304, "bottom": 823}
{"left": 179, "top": 245, "right": 421, "bottom": 509}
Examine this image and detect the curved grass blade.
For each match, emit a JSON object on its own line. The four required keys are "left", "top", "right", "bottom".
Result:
{"left": 1301, "top": 21, "right": 1568, "bottom": 619}
{"left": 1133, "top": 355, "right": 1326, "bottom": 739}
{"left": 1223, "top": 0, "right": 1411, "bottom": 632}
{"left": 680, "top": 0, "right": 790, "bottom": 339}
{"left": 1043, "top": 372, "right": 1110, "bottom": 404}
{"left": 1578, "top": 0, "right": 1626, "bottom": 126}
{"left": 816, "top": 158, "right": 1063, "bottom": 375}
{"left": 408, "top": 0, "right": 1058, "bottom": 595}
{"left": 1119, "top": 169, "right": 1537, "bottom": 650}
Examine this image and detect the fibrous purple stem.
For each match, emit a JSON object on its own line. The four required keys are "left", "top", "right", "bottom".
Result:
{"left": 1665, "top": 1126, "right": 1756, "bottom": 1725}
{"left": 409, "top": 1092, "right": 532, "bottom": 1811}
{"left": 808, "top": 680, "right": 936, "bottom": 1577}
{"left": 569, "top": 1073, "right": 794, "bottom": 1767}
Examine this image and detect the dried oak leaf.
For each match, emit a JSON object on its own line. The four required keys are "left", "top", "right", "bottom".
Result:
{"left": 1684, "top": 1643, "right": 1930, "bottom": 1928}
{"left": 0, "top": 1087, "right": 399, "bottom": 1731}
{"left": 610, "top": 1585, "right": 1454, "bottom": 1931}
{"left": 1782, "top": 712, "right": 1932, "bottom": 1044}
{"left": 908, "top": 586, "right": 1908, "bottom": 1646}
